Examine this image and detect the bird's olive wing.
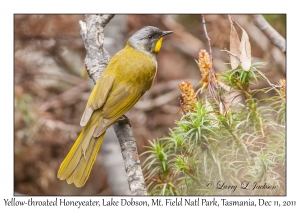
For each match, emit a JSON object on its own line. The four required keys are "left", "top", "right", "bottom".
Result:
{"left": 93, "top": 82, "right": 144, "bottom": 137}
{"left": 80, "top": 74, "right": 115, "bottom": 126}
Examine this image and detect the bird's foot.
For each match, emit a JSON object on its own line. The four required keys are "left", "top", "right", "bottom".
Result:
{"left": 117, "top": 115, "right": 131, "bottom": 127}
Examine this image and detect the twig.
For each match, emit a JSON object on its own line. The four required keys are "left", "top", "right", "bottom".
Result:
{"left": 201, "top": 15, "right": 220, "bottom": 104}
{"left": 250, "top": 15, "right": 286, "bottom": 52}
{"left": 202, "top": 15, "right": 213, "bottom": 71}
{"left": 179, "top": 98, "right": 187, "bottom": 115}
{"left": 221, "top": 48, "right": 240, "bottom": 59}
{"left": 269, "top": 121, "right": 285, "bottom": 128}
{"left": 256, "top": 69, "right": 281, "bottom": 94}
{"left": 79, "top": 14, "right": 147, "bottom": 195}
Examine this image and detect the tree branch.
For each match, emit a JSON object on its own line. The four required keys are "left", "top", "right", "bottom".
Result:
{"left": 79, "top": 14, "right": 147, "bottom": 195}
{"left": 79, "top": 15, "right": 113, "bottom": 83}
{"left": 250, "top": 14, "right": 286, "bottom": 52}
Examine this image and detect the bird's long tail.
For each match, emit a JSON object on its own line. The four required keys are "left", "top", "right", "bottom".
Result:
{"left": 57, "top": 111, "right": 105, "bottom": 187}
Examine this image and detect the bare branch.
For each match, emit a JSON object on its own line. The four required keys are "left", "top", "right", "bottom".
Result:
{"left": 79, "top": 15, "right": 114, "bottom": 83}
{"left": 201, "top": 15, "right": 213, "bottom": 70}
{"left": 79, "top": 14, "right": 147, "bottom": 195}
{"left": 256, "top": 69, "right": 281, "bottom": 94}
{"left": 250, "top": 15, "right": 286, "bottom": 52}
{"left": 113, "top": 121, "right": 146, "bottom": 195}
{"left": 221, "top": 48, "right": 240, "bottom": 59}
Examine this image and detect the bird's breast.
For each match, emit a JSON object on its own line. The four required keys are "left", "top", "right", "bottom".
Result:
{"left": 118, "top": 47, "right": 157, "bottom": 87}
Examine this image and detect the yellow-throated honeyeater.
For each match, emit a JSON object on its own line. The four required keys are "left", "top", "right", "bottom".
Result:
{"left": 57, "top": 26, "right": 172, "bottom": 187}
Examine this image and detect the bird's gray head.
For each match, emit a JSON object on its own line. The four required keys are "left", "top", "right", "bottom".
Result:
{"left": 128, "top": 26, "right": 172, "bottom": 54}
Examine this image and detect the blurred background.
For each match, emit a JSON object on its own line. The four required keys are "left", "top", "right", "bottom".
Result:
{"left": 14, "top": 14, "right": 286, "bottom": 195}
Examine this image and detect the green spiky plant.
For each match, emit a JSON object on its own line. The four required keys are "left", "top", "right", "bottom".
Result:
{"left": 142, "top": 62, "right": 286, "bottom": 196}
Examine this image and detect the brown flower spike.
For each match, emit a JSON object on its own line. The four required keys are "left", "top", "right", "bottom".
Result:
{"left": 198, "top": 49, "right": 211, "bottom": 85}
{"left": 178, "top": 80, "right": 197, "bottom": 113}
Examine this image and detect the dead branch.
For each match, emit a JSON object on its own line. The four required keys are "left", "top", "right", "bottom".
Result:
{"left": 79, "top": 14, "right": 147, "bottom": 195}
{"left": 221, "top": 48, "right": 240, "bottom": 59}
{"left": 256, "top": 68, "right": 281, "bottom": 94}
{"left": 250, "top": 15, "right": 286, "bottom": 52}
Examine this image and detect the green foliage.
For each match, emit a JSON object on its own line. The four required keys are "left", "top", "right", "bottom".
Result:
{"left": 142, "top": 63, "right": 285, "bottom": 195}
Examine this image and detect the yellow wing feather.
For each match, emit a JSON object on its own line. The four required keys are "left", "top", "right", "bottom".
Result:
{"left": 57, "top": 110, "right": 104, "bottom": 187}
{"left": 80, "top": 75, "right": 115, "bottom": 126}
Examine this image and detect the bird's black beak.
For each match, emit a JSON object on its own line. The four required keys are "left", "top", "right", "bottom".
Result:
{"left": 161, "top": 31, "right": 173, "bottom": 37}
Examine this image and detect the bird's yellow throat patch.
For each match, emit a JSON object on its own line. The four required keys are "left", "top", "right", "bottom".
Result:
{"left": 154, "top": 37, "right": 164, "bottom": 53}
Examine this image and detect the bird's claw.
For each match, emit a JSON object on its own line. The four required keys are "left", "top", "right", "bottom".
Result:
{"left": 117, "top": 115, "right": 131, "bottom": 127}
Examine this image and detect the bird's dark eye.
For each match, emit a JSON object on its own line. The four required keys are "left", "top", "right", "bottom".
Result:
{"left": 148, "top": 35, "right": 153, "bottom": 40}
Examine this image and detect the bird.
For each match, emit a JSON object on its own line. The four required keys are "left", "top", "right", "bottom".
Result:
{"left": 57, "top": 26, "right": 172, "bottom": 187}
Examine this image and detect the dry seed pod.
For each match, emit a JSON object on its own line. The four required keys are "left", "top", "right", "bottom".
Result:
{"left": 228, "top": 15, "right": 252, "bottom": 71}
{"left": 240, "top": 28, "right": 251, "bottom": 71}
{"left": 229, "top": 17, "right": 241, "bottom": 70}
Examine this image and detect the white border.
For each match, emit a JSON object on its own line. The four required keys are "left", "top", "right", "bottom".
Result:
{"left": 3, "top": 1, "right": 298, "bottom": 209}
